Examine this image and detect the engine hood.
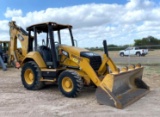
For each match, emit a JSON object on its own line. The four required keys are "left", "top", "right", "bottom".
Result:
{"left": 59, "top": 45, "right": 89, "bottom": 56}
{"left": 59, "top": 45, "right": 102, "bottom": 70}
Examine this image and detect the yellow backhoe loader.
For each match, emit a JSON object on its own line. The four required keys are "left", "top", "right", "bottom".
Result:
{"left": 0, "top": 41, "right": 10, "bottom": 63}
{"left": 0, "top": 41, "right": 10, "bottom": 71}
{"left": 8, "top": 21, "right": 149, "bottom": 109}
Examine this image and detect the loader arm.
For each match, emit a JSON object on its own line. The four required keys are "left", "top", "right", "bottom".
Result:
{"left": 98, "top": 54, "right": 119, "bottom": 75}
{"left": 8, "top": 21, "right": 29, "bottom": 67}
{"left": 67, "top": 44, "right": 149, "bottom": 109}
{"left": 97, "top": 40, "right": 119, "bottom": 75}
{"left": 69, "top": 53, "right": 119, "bottom": 87}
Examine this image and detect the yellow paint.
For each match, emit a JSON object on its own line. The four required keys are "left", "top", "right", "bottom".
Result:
{"left": 78, "top": 58, "right": 101, "bottom": 86}
{"left": 62, "top": 77, "right": 73, "bottom": 92}
{"left": 100, "top": 74, "right": 114, "bottom": 92}
{"left": 98, "top": 54, "right": 119, "bottom": 75}
{"left": 23, "top": 52, "right": 46, "bottom": 68}
{"left": 24, "top": 69, "right": 34, "bottom": 85}
{"left": 72, "top": 58, "right": 79, "bottom": 63}
{"left": 8, "top": 21, "right": 29, "bottom": 66}
{"left": 60, "top": 45, "right": 88, "bottom": 55}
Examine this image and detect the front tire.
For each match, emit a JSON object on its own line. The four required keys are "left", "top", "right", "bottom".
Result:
{"left": 58, "top": 70, "right": 83, "bottom": 97}
{"left": 21, "top": 61, "right": 44, "bottom": 90}
{"left": 120, "top": 53, "right": 124, "bottom": 57}
{"left": 136, "top": 52, "right": 141, "bottom": 57}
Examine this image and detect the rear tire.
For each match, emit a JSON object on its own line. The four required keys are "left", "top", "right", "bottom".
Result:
{"left": 58, "top": 70, "right": 83, "bottom": 97}
{"left": 21, "top": 61, "right": 44, "bottom": 90}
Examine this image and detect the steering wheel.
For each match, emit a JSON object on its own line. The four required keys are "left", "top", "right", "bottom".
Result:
{"left": 54, "top": 41, "right": 59, "bottom": 44}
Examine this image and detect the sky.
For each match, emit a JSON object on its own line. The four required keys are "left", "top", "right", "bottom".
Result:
{"left": 0, "top": 0, "right": 160, "bottom": 47}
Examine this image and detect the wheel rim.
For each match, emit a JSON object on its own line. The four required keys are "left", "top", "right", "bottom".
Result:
{"left": 62, "top": 77, "right": 73, "bottom": 92}
{"left": 24, "top": 69, "right": 34, "bottom": 85}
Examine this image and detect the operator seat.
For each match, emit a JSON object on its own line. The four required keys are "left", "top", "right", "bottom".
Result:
{"left": 38, "top": 45, "right": 53, "bottom": 68}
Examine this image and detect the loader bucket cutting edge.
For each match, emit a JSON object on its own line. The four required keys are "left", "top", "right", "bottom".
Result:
{"left": 95, "top": 67, "right": 149, "bottom": 109}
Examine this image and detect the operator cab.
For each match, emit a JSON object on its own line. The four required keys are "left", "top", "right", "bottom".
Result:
{"left": 26, "top": 22, "right": 75, "bottom": 69}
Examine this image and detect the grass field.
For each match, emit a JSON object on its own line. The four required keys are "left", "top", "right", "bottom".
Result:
{"left": 143, "top": 65, "right": 160, "bottom": 88}
{"left": 94, "top": 49, "right": 160, "bottom": 65}
{"left": 94, "top": 49, "right": 160, "bottom": 88}
{"left": 94, "top": 49, "right": 160, "bottom": 57}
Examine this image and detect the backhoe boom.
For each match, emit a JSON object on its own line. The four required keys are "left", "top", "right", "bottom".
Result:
{"left": 9, "top": 21, "right": 29, "bottom": 67}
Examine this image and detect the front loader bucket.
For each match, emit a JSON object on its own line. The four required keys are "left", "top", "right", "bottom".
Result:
{"left": 95, "top": 67, "right": 149, "bottom": 109}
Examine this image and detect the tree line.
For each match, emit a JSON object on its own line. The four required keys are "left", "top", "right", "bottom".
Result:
{"left": 134, "top": 36, "right": 160, "bottom": 48}
{"left": 86, "top": 36, "right": 160, "bottom": 51}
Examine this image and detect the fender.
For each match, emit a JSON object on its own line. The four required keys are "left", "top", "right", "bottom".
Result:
{"left": 22, "top": 52, "right": 47, "bottom": 68}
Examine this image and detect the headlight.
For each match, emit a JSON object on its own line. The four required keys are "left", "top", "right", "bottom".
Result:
{"left": 62, "top": 50, "right": 69, "bottom": 57}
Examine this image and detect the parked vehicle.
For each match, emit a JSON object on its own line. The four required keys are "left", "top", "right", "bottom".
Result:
{"left": 119, "top": 47, "right": 148, "bottom": 57}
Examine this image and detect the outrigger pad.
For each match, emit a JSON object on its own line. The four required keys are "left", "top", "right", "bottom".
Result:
{"left": 95, "top": 67, "right": 149, "bottom": 109}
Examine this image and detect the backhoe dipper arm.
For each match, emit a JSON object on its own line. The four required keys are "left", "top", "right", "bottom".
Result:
{"left": 8, "top": 21, "right": 29, "bottom": 67}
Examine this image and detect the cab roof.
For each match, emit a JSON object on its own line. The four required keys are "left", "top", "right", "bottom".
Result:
{"left": 26, "top": 22, "right": 72, "bottom": 32}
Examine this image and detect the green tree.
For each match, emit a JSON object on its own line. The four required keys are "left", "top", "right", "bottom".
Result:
{"left": 134, "top": 39, "right": 142, "bottom": 46}
{"left": 134, "top": 36, "right": 160, "bottom": 46}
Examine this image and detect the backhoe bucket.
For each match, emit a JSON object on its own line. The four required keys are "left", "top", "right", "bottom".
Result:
{"left": 95, "top": 67, "right": 149, "bottom": 109}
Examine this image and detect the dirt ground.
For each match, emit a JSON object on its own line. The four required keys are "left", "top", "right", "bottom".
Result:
{"left": 0, "top": 65, "right": 160, "bottom": 117}
{"left": 0, "top": 50, "right": 160, "bottom": 117}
